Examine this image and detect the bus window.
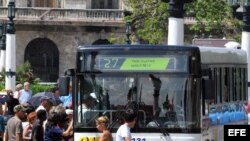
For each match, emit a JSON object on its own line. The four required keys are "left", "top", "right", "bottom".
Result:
{"left": 139, "top": 75, "right": 199, "bottom": 129}
{"left": 214, "top": 68, "right": 222, "bottom": 103}
{"left": 75, "top": 73, "right": 200, "bottom": 130}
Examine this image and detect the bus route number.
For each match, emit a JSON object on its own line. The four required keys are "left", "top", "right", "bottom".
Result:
{"left": 103, "top": 58, "right": 119, "bottom": 69}
{"left": 132, "top": 138, "right": 146, "bottom": 141}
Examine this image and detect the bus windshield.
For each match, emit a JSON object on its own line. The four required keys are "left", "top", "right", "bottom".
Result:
{"left": 75, "top": 73, "right": 200, "bottom": 132}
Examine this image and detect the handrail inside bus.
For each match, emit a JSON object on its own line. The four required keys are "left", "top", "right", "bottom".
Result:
{"left": 79, "top": 109, "right": 146, "bottom": 127}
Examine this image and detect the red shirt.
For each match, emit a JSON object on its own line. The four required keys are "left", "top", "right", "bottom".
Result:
{"left": 247, "top": 102, "right": 250, "bottom": 113}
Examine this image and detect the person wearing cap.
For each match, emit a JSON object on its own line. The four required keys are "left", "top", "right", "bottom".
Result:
{"left": 19, "top": 82, "right": 32, "bottom": 105}
{"left": 78, "top": 94, "right": 98, "bottom": 123}
{"left": 65, "top": 109, "right": 73, "bottom": 120}
{"left": 63, "top": 109, "right": 74, "bottom": 141}
{"left": 35, "top": 96, "right": 53, "bottom": 132}
{"left": 4, "top": 104, "right": 27, "bottom": 141}
{"left": 36, "top": 96, "right": 53, "bottom": 114}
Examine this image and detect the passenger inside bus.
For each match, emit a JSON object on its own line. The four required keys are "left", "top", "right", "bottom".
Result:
{"left": 78, "top": 94, "right": 98, "bottom": 125}
{"left": 149, "top": 74, "right": 162, "bottom": 117}
{"left": 78, "top": 74, "right": 189, "bottom": 129}
{"left": 162, "top": 94, "right": 174, "bottom": 112}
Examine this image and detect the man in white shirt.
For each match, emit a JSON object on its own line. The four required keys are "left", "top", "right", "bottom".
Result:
{"left": 19, "top": 82, "right": 32, "bottom": 105}
{"left": 116, "top": 109, "right": 137, "bottom": 141}
{"left": 36, "top": 96, "right": 53, "bottom": 114}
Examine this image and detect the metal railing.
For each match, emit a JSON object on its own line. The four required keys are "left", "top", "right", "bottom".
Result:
{"left": 0, "top": 7, "right": 196, "bottom": 23}
{"left": 0, "top": 7, "right": 124, "bottom": 21}
{"left": 78, "top": 109, "right": 146, "bottom": 127}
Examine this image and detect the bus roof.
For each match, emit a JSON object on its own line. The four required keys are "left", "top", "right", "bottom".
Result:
{"left": 78, "top": 44, "right": 199, "bottom": 51}
{"left": 77, "top": 44, "right": 247, "bottom": 64}
{"left": 198, "top": 46, "right": 247, "bottom": 64}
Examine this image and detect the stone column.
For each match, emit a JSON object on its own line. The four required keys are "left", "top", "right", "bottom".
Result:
{"left": 163, "top": 0, "right": 193, "bottom": 45}
{"left": 5, "top": 1, "right": 16, "bottom": 91}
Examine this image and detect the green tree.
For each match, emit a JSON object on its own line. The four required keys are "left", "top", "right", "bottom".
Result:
{"left": 124, "top": 0, "right": 242, "bottom": 44}
{"left": 186, "top": 0, "right": 241, "bottom": 40}
{"left": 126, "top": 0, "right": 169, "bottom": 44}
{"left": 16, "top": 61, "right": 40, "bottom": 84}
{"left": 0, "top": 61, "right": 40, "bottom": 85}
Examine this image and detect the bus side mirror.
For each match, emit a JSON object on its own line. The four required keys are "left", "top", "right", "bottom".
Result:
{"left": 202, "top": 79, "right": 215, "bottom": 99}
{"left": 59, "top": 76, "right": 70, "bottom": 96}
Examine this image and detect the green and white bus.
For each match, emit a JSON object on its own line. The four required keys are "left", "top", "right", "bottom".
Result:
{"left": 60, "top": 44, "right": 248, "bottom": 141}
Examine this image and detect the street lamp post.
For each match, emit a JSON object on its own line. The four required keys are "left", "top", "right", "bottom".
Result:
{"left": 126, "top": 20, "right": 131, "bottom": 44}
{"left": 0, "top": 23, "right": 6, "bottom": 72}
{"left": 162, "top": 0, "right": 193, "bottom": 45}
{"left": 5, "top": 0, "right": 16, "bottom": 91}
{"left": 228, "top": 0, "right": 250, "bottom": 102}
{"left": 241, "top": 0, "right": 250, "bottom": 103}
{"left": 229, "top": 0, "right": 242, "bottom": 19}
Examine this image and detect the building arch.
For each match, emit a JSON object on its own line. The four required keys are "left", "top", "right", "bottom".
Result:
{"left": 24, "top": 38, "right": 59, "bottom": 82}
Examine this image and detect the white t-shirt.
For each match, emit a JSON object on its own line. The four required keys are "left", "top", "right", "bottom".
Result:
{"left": 115, "top": 123, "right": 131, "bottom": 141}
{"left": 36, "top": 105, "right": 46, "bottom": 112}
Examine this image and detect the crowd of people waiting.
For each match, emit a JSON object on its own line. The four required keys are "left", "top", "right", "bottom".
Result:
{"left": 0, "top": 81, "right": 74, "bottom": 141}
{"left": 0, "top": 81, "right": 139, "bottom": 141}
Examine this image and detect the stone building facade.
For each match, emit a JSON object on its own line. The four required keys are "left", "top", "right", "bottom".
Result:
{"left": 0, "top": 0, "right": 194, "bottom": 82}
{"left": 0, "top": 0, "right": 126, "bottom": 82}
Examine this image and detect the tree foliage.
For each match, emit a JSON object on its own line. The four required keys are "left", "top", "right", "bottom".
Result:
{"left": 126, "top": 0, "right": 169, "bottom": 44}
{"left": 125, "top": 0, "right": 242, "bottom": 44}
{"left": 186, "top": 0, "right": 241, "bottom": 40}
{"left": 16, "top": 61, "right": 40, "bottom": 84}
{"left": 0, "top": 61, "right": 40, "bottom": 85}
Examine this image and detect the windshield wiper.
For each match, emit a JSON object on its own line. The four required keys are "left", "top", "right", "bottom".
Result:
{"left": 153, "top": 120, "right": 173, "bottom": 141}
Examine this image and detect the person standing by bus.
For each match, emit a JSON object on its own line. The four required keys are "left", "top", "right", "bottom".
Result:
{"left": 60, "top": 83, "right": 72, "bottom": 109}
{"left": 116, "top": 109, "right": 137, "bottom": 141}
{"left": 247, "top": 99, "right": 250, "bottom": 125}
{"left": 96, "top": 115, "right": 113, "bottom": 141}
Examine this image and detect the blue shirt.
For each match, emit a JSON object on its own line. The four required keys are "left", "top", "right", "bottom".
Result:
{"left": 60, "top": 93, "right": 72, "bottom": 108}
{"left": 44, "top": 126, "right": 63, "bottom": 141}
{"left": 19, "top": 89, "right": 32, "bottom": 104}
{"left": 0, "top": 116, "right": 5, "bottom": 133}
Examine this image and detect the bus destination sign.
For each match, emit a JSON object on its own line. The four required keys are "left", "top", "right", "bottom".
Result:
{"left": 97, "top": 57, "right": 171, "bottom": 71}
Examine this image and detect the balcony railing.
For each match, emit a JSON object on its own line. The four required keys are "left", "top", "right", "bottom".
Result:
{"left": 0, "top": 7, "right": 196, "bottom": 25}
